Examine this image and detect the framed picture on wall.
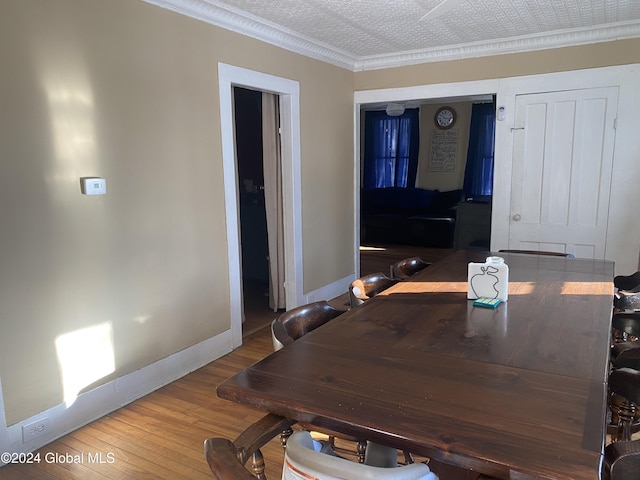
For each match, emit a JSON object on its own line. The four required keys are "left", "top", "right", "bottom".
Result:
{"left": 429, "top": 130, "right": 457, "bottom": 171}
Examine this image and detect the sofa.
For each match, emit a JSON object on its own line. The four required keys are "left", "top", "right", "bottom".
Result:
{"left": 361, "top": 187, "right": 464, "bottom": 248}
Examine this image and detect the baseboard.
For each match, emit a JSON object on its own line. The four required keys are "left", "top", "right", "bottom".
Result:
{"left": 303, "top": 274, "right": 355, "bottom": 305}
{"left": 0, "top": 329, "right": 234, "bottom": 464}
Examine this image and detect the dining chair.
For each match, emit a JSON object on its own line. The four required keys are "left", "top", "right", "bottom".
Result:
{"left": 349, "top": 272, "right": 399, "bottom": 308}
{"left": 611, "top": 311, "right": 640, "bottom": 343}
{"left": 605, "top": 368, "right": 640, "bottom": 478}
{"left": 282, "top": 430, "right": 438, "bottom": 480}
{"left": 609, "top": 367, "right": 640, "bottom": 443}
{"left": 614, "top": 271, "right": 640, "bottom": 292}
{"left": 604, "top": 439, "right": 640, "bottom": 480}
{"left": 269, "top": 299, "right": 412, "bottom": 465}
{"left": 498, "top": 249, "right": 574, "bottom": 258}
{"left": 270, "top": 301, "right": 346, "bottom": 351}
{"left": 609, "top": 314, "right": 640, "bottom": 440}
{"left": 204, "top": 413, "right": 297, "bottom": 480}
{"left": 390, "top": 256, "right": 432, "bottom": 279}
{"left": 614, "top": 290, "right": 640, "bottom": 312}
{"left": 609, "top": 312, "right": 640, "bottom": 435}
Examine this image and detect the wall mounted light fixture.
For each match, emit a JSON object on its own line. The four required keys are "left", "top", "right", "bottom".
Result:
{"left": 385, "top": 103, "right": 405, "bottom": 116}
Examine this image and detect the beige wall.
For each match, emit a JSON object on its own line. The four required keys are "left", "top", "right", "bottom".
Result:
{"left": 417, "top": 101, "right": 472, "bottom": 192}
{"left": 2, "top": 0, "right": 639, "bottom": 431}
{"left": 0, "top": 0, "right": 353, "bottom": 425}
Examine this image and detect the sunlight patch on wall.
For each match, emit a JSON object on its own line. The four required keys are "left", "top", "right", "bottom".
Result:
{"left": 134, "top": 314, "right": 152, "bottom": 325}
{"left": 55, "top": 323, "right": 115, "bottom": 408}
{"left": 36, "top": 33, "right": 98, "bottom": 190}
{"left": 44, "top": 82, "right": 97, "bottom": 186}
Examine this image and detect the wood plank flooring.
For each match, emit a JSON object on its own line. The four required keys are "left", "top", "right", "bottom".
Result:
{"left": 1, "top": 244, "right": 453, "bottom": 480}
{"left": 0, "top": 327, "right": 286, "bottom": 480}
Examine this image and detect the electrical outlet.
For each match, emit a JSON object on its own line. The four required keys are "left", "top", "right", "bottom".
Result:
{"left": 22, "top": 417, "right": 50, "bottom": 443}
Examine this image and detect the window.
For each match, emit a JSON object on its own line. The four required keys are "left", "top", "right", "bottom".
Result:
{"left": 363, "top": 109, "right": 419, "bottom": 189}
{"left": 463, "top": 102, "right": 495, "bottom": 199}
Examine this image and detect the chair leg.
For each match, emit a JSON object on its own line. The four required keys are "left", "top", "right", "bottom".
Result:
{"left": 280, "top": 427, "right": 293, "bottom": 449}
{"left": 403, "top": 450, "right": 414, "bottom": 464}
{"left": 357, "top": 440, "right": 367, "bottom": 463}
{"left": 250, "top": 449, "right": 267, "bottom": 480}
{"left": 613, "top": 396, "right": 636, "bottom": 442}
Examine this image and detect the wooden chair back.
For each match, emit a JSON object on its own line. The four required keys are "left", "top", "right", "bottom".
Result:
{"left": 271, "top": 301, "right": 346, "bottom": 351}
{"left": 614, "top": 271, "right": 640, "bottom": 292}
{"left": 615, "top": 291, "right": 640, "bottom": 312}
{"left": 390, "top": 257, "right": 431, "bottom": 279}
{"left": 349, "top": 272, "right": 399, "bottom": 308}
{"left": 612, "top": 312, "right": 640, "bottom": 338}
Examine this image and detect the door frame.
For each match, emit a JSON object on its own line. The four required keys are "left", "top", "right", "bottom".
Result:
{"left": 354, "top": 64, "right": 640, "bottom": 273}
{"left": 354, "top": 79, "right": 500, "bottom": 276}
{"left": 218, "top": 63, "right": 303, "bottom": 348}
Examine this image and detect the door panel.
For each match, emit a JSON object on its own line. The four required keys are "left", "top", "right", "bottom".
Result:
{"left": 509, "top": 87, "right": 618, "bottom": 258}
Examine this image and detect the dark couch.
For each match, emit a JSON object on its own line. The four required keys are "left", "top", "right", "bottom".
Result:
{"left": 361, "top": 187, "right": 464, "bottom": 248}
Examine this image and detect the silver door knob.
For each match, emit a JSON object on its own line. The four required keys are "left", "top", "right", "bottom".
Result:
{"left": 512, "top": 214, "right": 521, "bottom": 221}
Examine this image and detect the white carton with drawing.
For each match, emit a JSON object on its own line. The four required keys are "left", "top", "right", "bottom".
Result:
{"left": 467, "top": 256, "right": 509, "bottom": 302}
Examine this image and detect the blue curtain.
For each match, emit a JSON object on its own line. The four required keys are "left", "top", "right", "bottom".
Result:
{"left": 363, "top": 109, "right": 419, "bottom": 189}
{"left": 463, "top": 103, "right": 496, "bottom": 198}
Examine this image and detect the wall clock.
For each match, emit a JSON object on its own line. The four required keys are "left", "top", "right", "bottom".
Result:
{"left": 434, "top": 106, "right": 456, "bottom": 129}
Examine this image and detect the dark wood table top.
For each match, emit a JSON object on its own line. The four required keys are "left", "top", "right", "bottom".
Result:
{"left": 218, "top": 250, "right": 614, "bottom": 479}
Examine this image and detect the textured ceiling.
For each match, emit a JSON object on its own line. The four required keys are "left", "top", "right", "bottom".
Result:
{"left": 148, "top": 0, "right": 640, "bottom": 70}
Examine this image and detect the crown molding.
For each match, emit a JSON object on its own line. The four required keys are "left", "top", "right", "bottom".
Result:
{"left": 143, "top": 0, "right": 640, "bottom": 72}
{"left": 142, "top": 0, "right": 357, "bottom": 70}
{"left": 354, "top": 21, "right": 640, "bottom": 71}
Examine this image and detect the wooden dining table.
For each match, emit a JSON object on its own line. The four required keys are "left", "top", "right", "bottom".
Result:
{"left": 217, "top": 250, "right": 615, "bottom": 479}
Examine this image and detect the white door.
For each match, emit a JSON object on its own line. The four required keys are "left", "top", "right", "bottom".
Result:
{"left": 509, "top": 87, "right": 618, "bottom": 259}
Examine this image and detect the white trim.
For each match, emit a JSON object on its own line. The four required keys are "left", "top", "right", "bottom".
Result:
{"left": 0, "top": 330, "right": 233, "bottom": 463}
{"left": 143, "top": 0, "right": 356, "bottom": 70}
{"left": 302, "top": 274, "right": 354, "bottom": 305}
{"left": 353, "top": 107, "right": 362, "bottom": 278}
{"left": 0, "top": 379, "right": 8, "bottom": 455}
{"left": 353, "top": 21, "right": 640, "bottom": 71}
{"left": 143, "top": 0, "right": 640, "bottom": 72}
{"left": 218, "top": 63, "right": 303, "bottom": 348}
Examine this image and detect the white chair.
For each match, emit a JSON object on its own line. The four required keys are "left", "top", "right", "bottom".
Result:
{"left": 282, "top": 431, "right": 438, "bottom": 480}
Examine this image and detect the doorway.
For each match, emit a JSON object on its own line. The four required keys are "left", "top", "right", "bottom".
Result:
{"left": 233, "top": 87, "right": 277, "bottom": 336}
{"left": 218, "top": 63, "right": 303, "bottom": 348}
{"left": 358, "top": 98, "right": 495, "bottom": 267}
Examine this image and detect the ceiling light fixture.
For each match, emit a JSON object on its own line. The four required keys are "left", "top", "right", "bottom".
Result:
{"left": 386, "top": 103, "right": 405, "bottom": 116}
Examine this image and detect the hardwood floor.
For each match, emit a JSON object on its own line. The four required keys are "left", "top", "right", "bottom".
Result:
{"left": 1, "top": 244, "right": 453, "bottom": 480}
{"left": 0, "top": 327, "right": 288, "bottom": 480}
